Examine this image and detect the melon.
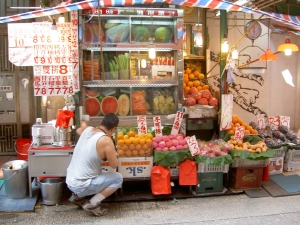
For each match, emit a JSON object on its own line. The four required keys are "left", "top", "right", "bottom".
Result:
{"left": 117, "top": 94, "right": 130, "bottom": 116}
{"left": 85, "top": 97, "right": 101, "bottom": 116}
{"left": 154, "top": 27, "right": 172, "bottom": 43}
{"left": 101, "top": 96, "right": 118, "bottom": 115}
{"left": 85, "top": 89, "right": 99, "bottom": 98}
{"left": 132, "top": 26, "right": 150, "bottom": 42}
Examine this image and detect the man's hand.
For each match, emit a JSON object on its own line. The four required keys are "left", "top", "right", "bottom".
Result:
{"left": 76, "top": 122, "right": 88, "bottom": 136}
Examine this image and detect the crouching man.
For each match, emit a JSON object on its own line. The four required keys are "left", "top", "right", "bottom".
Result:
{"left": 66, "top": 113, "right": 123, "bottom": 216}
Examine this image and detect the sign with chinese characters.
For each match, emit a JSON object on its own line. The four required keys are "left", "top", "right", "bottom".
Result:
{"left": 171, "top": 111, "right": 184, "bottom": 135}
{"left": 280, "top": 116, "right": 290, "bottom": 128}
{"left": 234, "top": 125, "right": 245, "bottom": 141}
{"left": 185, "top": 135, "right": 200, "bottom": 156}
{"left": 153, "top": 116, "right": 162, "bottom": 137}
{"left": 32, "top": 21, "right": 76, "bottom": 96}
{"left": 8, "top": 23, "right": 34, "bottom": 66}
{"left": 257, "top": 114, "right": 266, "bottom": 130}
{"left": 70, "top": 10, "right": 79, "bottom": 92}
{"left": 137, "top": 116, "right": 147, "bottom": 135}
{"left": 268, "top": 116, "right": 280, "bottom": 130}
{"left": 220, "top": 94, "right": 233, "bottom": 130}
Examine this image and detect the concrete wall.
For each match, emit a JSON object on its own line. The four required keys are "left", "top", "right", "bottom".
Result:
{"left": 206, "top": 11, "right": 300, "bottom": 131}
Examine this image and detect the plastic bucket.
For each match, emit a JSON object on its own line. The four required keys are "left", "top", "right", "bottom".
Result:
{"left": 40, "top": 178, "right": 64, "bottom": 205}
{"left": 15, "top": 139, "right": 32, "bottom": 161}
{"left": 2, "top": 160, "right": 29, "bottom": 199}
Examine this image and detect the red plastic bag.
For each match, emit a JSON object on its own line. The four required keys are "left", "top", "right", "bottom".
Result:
{"left": 179, "top": 159, "right": 198, "bottom": 186}
{"left": 151, "top": 165, "right": 171, "bottom": 195}
{"left": 55, "top": 110, "right": 75, "bottom": 128}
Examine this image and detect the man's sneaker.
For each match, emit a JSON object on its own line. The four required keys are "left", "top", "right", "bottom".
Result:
{"left": 68, "top": 194, "right": 86, "bottom": 207}
{"left": 82, "top": 201, "right": 108, "bottom": 216}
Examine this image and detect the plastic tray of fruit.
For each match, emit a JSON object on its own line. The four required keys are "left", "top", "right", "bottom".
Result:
{"left": 198, "top": 162, "right": 229, "bottom": 173}
{"left": 231, "top": 156, "right": 269, "bottom": 168}
{"left": 117, "top": 143, "right": 153, "bottom": 157}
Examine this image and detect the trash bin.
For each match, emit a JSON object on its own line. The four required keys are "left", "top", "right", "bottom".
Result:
{"left": 40, "top": 178, "right": 64, "bottom": 205}
{"left": 2, "top": 160, "right": 29, "bottom": 199}
{"left": 15, "top": 138, "right": 32, "bottom": 161}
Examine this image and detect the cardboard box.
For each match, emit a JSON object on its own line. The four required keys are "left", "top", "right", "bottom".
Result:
{"left": 268, "top": 157, "right": 284, "bottom": 175}
{"left": 169, "top": 164, "right": 179, "bottom": 177}
{"left": 118, "top": 157, "right": 153, "bottom": 178}
{"left": 285, "top": 149, "right": 300, "bottom": 162}
{"left": 102, "top": 162, "right": 116, "bottom": 173}
{"left": 283, "top": 159, "right": 300, "bottom": 172}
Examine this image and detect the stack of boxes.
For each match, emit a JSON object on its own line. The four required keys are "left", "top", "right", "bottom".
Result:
{"left": 284, "top": 149, "right": 300, "bottom": 172}
{"left": 268, "top": 147, "right": 285, "bottom": 175}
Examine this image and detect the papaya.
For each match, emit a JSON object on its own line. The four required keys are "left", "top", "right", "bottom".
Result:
{"left": 117, "top": 94, "right": 130, "bottom": 116}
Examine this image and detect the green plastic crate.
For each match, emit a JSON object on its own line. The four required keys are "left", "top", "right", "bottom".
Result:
{"left": 194, "top": 172, "right": 223, "bottom": 194}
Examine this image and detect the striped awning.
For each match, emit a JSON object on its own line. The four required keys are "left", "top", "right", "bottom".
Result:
{"left": 1, "top": 0, "right": 300, "bottom": 31}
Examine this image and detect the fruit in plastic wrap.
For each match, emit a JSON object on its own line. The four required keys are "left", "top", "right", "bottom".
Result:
{"left": 278, "top": 125, "right": 289, "bottom": 134}
{"left": 273, "top": 131, "right": 286, "bottom": 141}
{"left": 249, "top": 121, "right": 260, "bottom": 131}
{"left": 154, "top": 27, "right": 172, "bottom": 43}
{"left": 132, "top": 26, "right": 150, "bottom": 42}
{"left": 106, "top": 24, "right": 130, "bottom": 43}
{"left": 264, "top": 137, "right": 275, "bottom": 146}
{"left": 258, "top": 129, "right": 273, "bottom": 138}
{"left": 274, "top": 138, "right": 284, "bottom": 145}
{"left": 285, "top": 131, "right": 297, "bottom": 140}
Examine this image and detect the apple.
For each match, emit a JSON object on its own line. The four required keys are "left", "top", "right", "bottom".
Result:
{"left": 169, "top": 146, "right": 176, "bottom": 151}
{"left": 165, "top": 141, "right": 173, "bottom": 148}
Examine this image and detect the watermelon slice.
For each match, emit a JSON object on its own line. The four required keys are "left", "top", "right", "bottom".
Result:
{"left": 85, "top": 89, "right": 99, "bottom": 98}
{"left": 101, "top": 96, "right": 118, "bottom": 115}
{"left": 85, "top": 97, "right": 101, "bottom": 116}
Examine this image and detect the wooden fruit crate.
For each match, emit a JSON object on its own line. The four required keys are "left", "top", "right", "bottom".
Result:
{"left": 229, "top": 166, "right": 263, "bottom": 189}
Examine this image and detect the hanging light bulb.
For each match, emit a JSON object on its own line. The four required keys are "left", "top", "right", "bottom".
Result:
{"left": 58, "top": 16, "right": 65, "bottom": 23}
{"left": 231, "top": 48, "right": 239, "bottom": 59}
{"left": 149, "top": 37, "right": 156, "bottom": 59}
{"left": 221, "top": 33, "right": 229, "bottom": 53}
{"left": 194, "top": 31, "right": 203, "bottom": 47}
{"left": 278, "top": 35, "right": 298, "bottom": 56}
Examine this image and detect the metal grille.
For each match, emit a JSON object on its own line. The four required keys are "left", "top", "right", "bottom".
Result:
{"left": 0, "top": 124, "right": 18, "bottom": 154}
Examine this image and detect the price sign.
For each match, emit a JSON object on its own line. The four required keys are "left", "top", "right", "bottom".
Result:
{"left": 185, "top": 135, "right": 200, "bottom": 156}
{"left": 171, "top": 111, "right": 184, "bottom": 135}
{"left": 71, "top": 11, "right": 79, "bottom": 92}
{"left": 220, "top": 94, "right": 233, "bottom": 130}
{"left": 234, "top": 125, "right": 245, "bottom": 141}
{"left": 153, "top": 116, "right": 162, "bottom": 137}
{"left": 257, "top": 114, "right": 266, "bottom": 130}
{"left": 137, "top": 116, "right": 147, "bottom": 135}
{"left": 280, "top": 116, "right": 290, "bottom": 128}
{"left": 268, "top": 116, "right": 280, "bottom": 130}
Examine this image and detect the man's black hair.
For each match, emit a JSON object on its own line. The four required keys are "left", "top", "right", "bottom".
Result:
{"left": 100, "top": 113, "right": 119, "bottom": 130}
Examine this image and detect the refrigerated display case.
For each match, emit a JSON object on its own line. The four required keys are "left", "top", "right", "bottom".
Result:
{"left": 79, "top": 7, "right": 184, "bottom": 127}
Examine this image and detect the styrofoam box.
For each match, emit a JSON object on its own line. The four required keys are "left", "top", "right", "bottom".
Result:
{"left": 283, "top": 158, "right": 300, "bottom": 172}
{"left": 198, "top": 162, "right": 229, "bottom": 173}
{"left": 231, "top": 157, "right": 269, "bottom": 168}
{"left": 272, "top": 146, "right": 285, "bottom": 158}
{"left": 169, "top": 164, "right": 179, "bottom": 177}
{"left": 118, "top": 157, "right": 153, "bottom": 178}
{"left": 186, "top": 105, "right": 217, "bottom": 118}
{"left": 102, "top": 162, "right": 116, "bottom": 173}
{"left": 284, "top": 149, "right": 300, "bottom": 162}
{"left": 268, "top": 156, "right": 284, "bottom": 175}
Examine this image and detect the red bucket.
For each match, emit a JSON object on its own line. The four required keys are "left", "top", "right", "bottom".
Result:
{"left": 15, "top": 138, "right": 32, "bottom": 161}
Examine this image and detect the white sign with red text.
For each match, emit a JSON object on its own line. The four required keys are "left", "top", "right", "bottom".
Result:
{"left": 8, "top": 23, "right": 34, "bottom": 66}
{"left": 268, "top": 116, "right": 280, "bottom": 130}
{"left": 153, "top": 116, "right": 162, "bottom": 137}
{"left": 220, "top": 94, "right": 233, "bottom": 130}
{"left": 185, "top": 135, "right": 200, "bottom": 156}
{"left": 171, "top": 111, "right": 184, "bottom": 135}
{"left": 257, "top": 114, "right": 266, "bottom": 130}
{"left": 137, "top": 116, "right": 147, "bottom": 135}
{"left": 70, "top": 10, "right": 79, "bottom": 92}
{"left": 234, "top": 125, "right": 245, "bottom": 141}
{"left": 280, "top": 116, "right": 290, "bottom": 128}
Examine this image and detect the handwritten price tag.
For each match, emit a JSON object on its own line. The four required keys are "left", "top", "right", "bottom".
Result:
{"left": 268, "top": 116, "right": 280, "bottom": 130}
{"left": 257, "top": 114, "right": 266, "bottom": 130}
{"left": 153, "top": 116, "right": 162, "bottom": 137}
{"left": 234, "top": 125, "right": 245, "bottom": 141}
{"left": 137, "top": 116, "right": 147, "bottom": 135}
{"left": 280, "top": 116, "right": 290, "bottom": 128}
{"left": 185, "top": 135, "right": 200, "bottom": 156}
{"left": 171, "top": 111, "right": 184, "bottom": 135}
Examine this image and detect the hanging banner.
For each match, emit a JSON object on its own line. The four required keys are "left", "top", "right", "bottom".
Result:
{"left": 153, "top": 116, "right": 162, "bottom": 137}
{"left": 70, "top": 11, "right": 80, "bottom": 92}
{"left": 32, "top": 22, "right": 74, "bottom": 96}
{"left": 7, "top": 23, "right": 34, "bottom": 66}
{"left": 137, "top": 116, "right": 147, "bottom": 135}
{"left": 220, "top": 94, "right": 233, "bottom": 131}
{"left": 171, "top": 111, "right": 184, "bottom": 135}
{"left": 185, "top": 135, "right": 200, "bottom": 156}
{"left": 257, "top": 114, "right": 266, "bottom": 130}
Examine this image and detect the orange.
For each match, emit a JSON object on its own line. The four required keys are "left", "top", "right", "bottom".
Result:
{"left": 139, "top": 139, "right": 146, "bottom": 145}
{"left": 125, "top": 150, "right": 132, "bottom": 157}
{"left": 132, "top": 150, "right": 139, "bottom": 156}
{"left": 197, "top": 86, "right": 202, "bottom": 91}
{"left": 129, "top": 144, "right": 135, "bottom": 150}
{"left": 118, "top": 149, "right": 125, "bottom": 157}
{"left": 199, "top": 73, "right": 205, "bottom": 79}
{"left": 145, "top": 138, "right": 152, "bottom": 144}
{"left": 244, "top": 130, "right": 250, "bottom": 135}
{"left": 147, "top": 133, "right": 153, "bottom": 139}
{"left": 135, "top": 134, "right": 139, "bottom": 138}
{"left": 187, "top": 81, "right": 194, "bottom": 87}
{"left": 132, "top": 138, "right": 139, "bottom": 144}
{"left": 124, "top": 135, "right": 129, "bottom": 139}
{"left": 184, "top": 77, "right": 189, "bottom": 83}
{"left": 202, "top": 84, "right": 209, "bottom": 90}
{"left": 193, "top": 70, "right": 200, "bottom": 77}
{"left": 136, "top": 144, "right": 142, "bottom": 150}
{"left": 118, "top": 140, "right": 125, "bottom": 145}
{"left": 117, "top": 133, "right": 124, "bottom": 140}
{"left": 139, "top": 149, "right": 145, "bottom": 156}
{"left": 184, "top": 74, "right": 189, "bottom": 79}
{"left": 122, "top": 145, "right": 128, "bottom": 150}
{"left": 228, "top": 130, "right": 234, "bottom": 135}
{"left": 125, "top": 139, "right": 131, "bottom": 145}
{"left": 246, "top": 125, "right": 253, "bottom": 131}
{"left": 142, "top": 144, "right": 149, "bottom": 150}
{"left": 193, "top": 80, "right": 200, "bottom": 87}
{"left": 186, "top": 68, "right": 191, "bottom": 74}
{"left": 128, "top": 131, "right": 135, "bottom": 137}
{"left": 188, "top": 73, "right": 195, "bottom": 80}
{"left": 183, "top": 83, "right": 186, "bottom": 88}
{"left": 232, "top": 116, "right": 238, "bottom": 124}
{"left": 251, "top": 129, "right": 258, "bottom": 134}
{"left": 184, "top": 86, "right": 191, "bottom": 91}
